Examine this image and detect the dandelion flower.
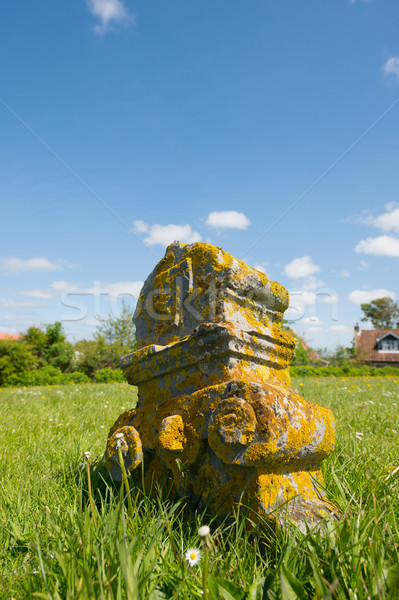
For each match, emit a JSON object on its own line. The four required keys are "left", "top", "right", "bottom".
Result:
{"left": 115, "top": 431, "right": 127, "bottom": 450}
{"left": 198, "top": 525, "right": 210, "bottom": 538}
{"left": 185, "top": 547, "right": 201, "bottom": 566}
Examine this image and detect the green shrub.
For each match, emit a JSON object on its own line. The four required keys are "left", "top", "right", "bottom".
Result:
{"left": 93, "top": 368, "right": 125, "bottom": 383}
{"left": 72, "top": 339, "right": 123, "bottom": 377}
{"left": 23, "top": 322, "right": 73, "bottom": 372}
{"left": 8, "top": 365, "right": 90, "bottom": 386}
{"left": 0, "top": 318, "right": 134, "bottom": 386}
{"left": 290, "top": 364, "right": 399, "bottom": 377}
{"left": 0, "top": 340, "right": 40, "bottom": 386}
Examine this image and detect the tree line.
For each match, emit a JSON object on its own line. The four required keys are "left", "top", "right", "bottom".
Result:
{"left": 0, "top": 303, "right": 136, "bottom": 387}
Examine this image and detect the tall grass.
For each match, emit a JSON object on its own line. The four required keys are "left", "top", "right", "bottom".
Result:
{"left": 1, "top": 378, "right": 398, "bottom": 599}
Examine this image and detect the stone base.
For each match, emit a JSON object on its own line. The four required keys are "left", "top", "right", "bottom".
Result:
{"left": 105, "top": 379, "right": 336, "bottom": 530}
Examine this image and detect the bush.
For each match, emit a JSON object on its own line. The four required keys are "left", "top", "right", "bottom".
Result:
{"left": 0, "top": 317, "right": 134, "bottom": 386}
{"left": 23, "top": 322, "right": 73, "bottom": 371}
{"left": 72, "top": 339, "right": 122, "bottom": 378}
{"left": 94, "top": 368, "right": 125, "bottom": 383}
{"left": 7, "top": 365, "right": 90, "bottom": 386}
{"left": 0, "top": 340, "right": 40, "bottom": 386}
{"left": 290, "top": 364, "right": 399, "bottom": 377}
{"left": 63, "top": 371, "right": 90, "bottom": 384}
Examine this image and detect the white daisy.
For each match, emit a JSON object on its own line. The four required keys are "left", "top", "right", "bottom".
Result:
{"left": 185, "top": 547, "right": 201, "bottom": 566}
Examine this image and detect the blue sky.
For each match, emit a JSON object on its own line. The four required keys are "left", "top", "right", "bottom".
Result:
{"left": 1, "top": 0, "right": 399, "bottom": 349}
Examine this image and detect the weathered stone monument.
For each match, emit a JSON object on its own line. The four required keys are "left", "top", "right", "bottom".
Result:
{"left": 105, "top": 241, "right": 336, "bottom": 530}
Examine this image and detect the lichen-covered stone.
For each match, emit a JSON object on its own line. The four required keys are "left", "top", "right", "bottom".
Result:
{"left": 105, "top": 241, "right": 337, "bottom": 530}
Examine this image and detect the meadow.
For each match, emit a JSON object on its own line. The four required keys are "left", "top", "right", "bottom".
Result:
{"left": 1, "top": 377, "right": 398, "bottom": 599}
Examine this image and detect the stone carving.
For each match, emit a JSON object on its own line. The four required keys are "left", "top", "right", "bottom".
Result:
{"left": 105, "top": 242, "right": 336, "bottom": 530}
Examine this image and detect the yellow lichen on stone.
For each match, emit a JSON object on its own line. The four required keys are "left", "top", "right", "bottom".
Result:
{"left": 159, "top": 414, "right": 186, "bottom": 452}
{"left": 105, "top": 425, "right": 143, "bottom": 480}
{"left": 107, "top": 408, "right": 137, "bottom": 439}
{"left": 243, "top": 441, "right": 279, "bottom": 466}
{"left": 105, "top": 241, "right": 337, "bottom": 531}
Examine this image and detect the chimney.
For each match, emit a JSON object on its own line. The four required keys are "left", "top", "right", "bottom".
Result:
{"left": 354, "top": 323, "right": 359, "bottom": 347}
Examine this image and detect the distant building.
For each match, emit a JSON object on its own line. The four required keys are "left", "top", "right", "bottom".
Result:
{"left": 354, "top": 325, "right": 399, "bottom": 367}
{"left": 0, "top": 333, "right": 21, "bottom": 340}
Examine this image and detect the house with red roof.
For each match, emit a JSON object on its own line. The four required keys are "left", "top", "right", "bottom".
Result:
{"left": 0, "top": 333, "right": 22, "bottom": 341}
{"left": 354, "top": 325, "right": 399, "bottom": 367}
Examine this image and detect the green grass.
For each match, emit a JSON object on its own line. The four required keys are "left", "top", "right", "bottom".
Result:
{"left": 1, "top": 378, "right": 398, "bottom": 599}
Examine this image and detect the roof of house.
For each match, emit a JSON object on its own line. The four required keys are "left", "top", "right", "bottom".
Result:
{"left": 355, "top": 329, "right": 399, "bottom": 363}
{"left": 0, "top": 333, "right": 21, "bottom": 340}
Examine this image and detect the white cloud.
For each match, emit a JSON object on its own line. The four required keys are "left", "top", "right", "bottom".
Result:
{"left": 307, "top": 326, "right": 322, "bottom": 334}
{"left": 300, "top": 316, "right": 323, "bottom": 325}
{"left": 206, "top": 211, "right": 251, "bottom": 230}
{"left": 341, "top": 270, "right": 350, "bottom": 278}
{"left": 382, "top": 57, "right": 399, "bottom": 79}
{"left": 133, "top": 220, "right": 149, "bottom": 233}
{"left": 0, "top": 298, "right": 44, "bottom": 309}
{"left": 0, "top": 257, "right": 63, "bottom": 274}
{"left": 57, "top": 259, "right": 80, "bottom": 270}
{"left": 359, "top": 260, "right": 369, "bottom": 270}
{"left": 133, "top": 221, "right": 202, "bottom": 247}
{"left": 53, "top": 280, "right": 143, "bottom": 299}
{"left": 51, "top": 281, "right": 80, "bottom": 293}
{"left": 355, "top": 235, "right": 399, "bottom": 257}
{"left": 16, "top": 281, "right": 78, "bottom": 300}
{"left": 319, "top": 292, "right": 339, "bottom": 304}
{"left": 362, "top": 206, "right": 399, "bottom": 233}
{"left": 19, "top": 280, "right": 144, "bottom": 301}
{"left": 326, "top": 325, "right": 352, "bottom": 333}
{"left": 348, "top": 289, "right": 396, "bottom": 305}
{"left": 286, "top": 290, "right": 316, "bottom": 320}
{"left": 301, "top": 277, "right": 326, "bottom": 290}
{"left": 20, "top": 289, "right": 54, "bottom": 299}
{"left": 253, "top": 264, "right": 266, "bottom": 273}
{"left": 86, "top": 0, "right": 133, "bottom": 34}
{"left": 290, "top": 291, "right": 317, "bottom": 307}
{"left": 283, "top": 256, "right": 320, "bottom": 279}
{"left": 95, "top": 282, "right": 143, "bottom": 298}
